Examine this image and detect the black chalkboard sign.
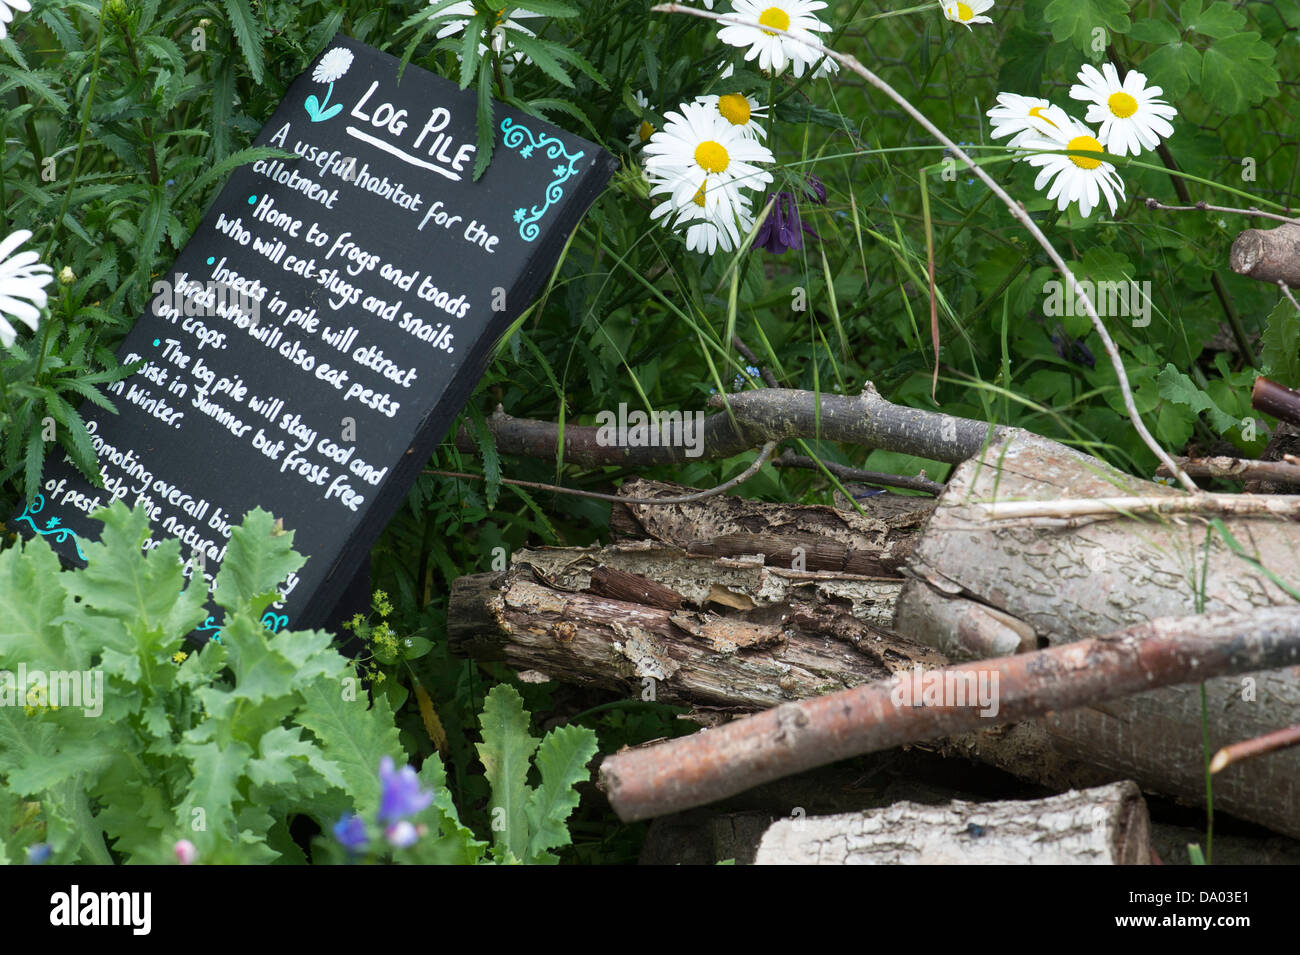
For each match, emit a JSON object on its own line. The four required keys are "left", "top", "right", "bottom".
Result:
{"left": 14, "top": 34, "right": 615, "bottom": 640}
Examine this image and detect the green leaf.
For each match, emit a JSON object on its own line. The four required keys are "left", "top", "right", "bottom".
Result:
{"left": 524, "top": 724, "right": 597, "bottom": 863}
{"left": 296, "top": 677, "right": 404, "bottom": 819}
{"left": 476, "top": 684, "right": 539, "bottom": 861}
{"left": 1157, "top": 363, "right": 1240, "bottom": 433}
{"left": 177, "top": 739, "right": 254, "bottom": 853}
{"left": 213, "top": 507, "right": 305, "bottom": 617}
{"left": 1127, "top": 17, "right": 1181, "bottom": 45}
{"left": 1199, "top": 33, "right": 1280, "bottom": 114}
{"left": 1140, "top": 41, "right": 1201, "bottom": 101}
{"left": 1184, "top": 0, "right": 1246, "bottom": 38}
{"left": 1043, "top": 0, "right": 1129, "bottom": 52}
{"left": 1261, "top": 298, "right": 1300, "bottom": 389}
{"left": 474, "top": 56, "right": 495, "bottom": 181}
{"left": 0, "top": 534, "right": 75, "bottom": 669}
{"left": 219, "top": 0, "right": 266, "bottom": 84}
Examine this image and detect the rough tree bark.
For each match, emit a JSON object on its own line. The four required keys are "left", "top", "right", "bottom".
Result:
{"left": 1230, "top": 222, "right": 1300, "bottom": 287}
{"left": 753, "top": 780, "right": 1152, "bottom": 865}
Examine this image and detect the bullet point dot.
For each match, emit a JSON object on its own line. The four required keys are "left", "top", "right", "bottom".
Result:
{"left": 248, "top": 195, "right": 257, "bottom": 204}
{"left": 152, "top": 339, "right": 160, "bottom": 347}
{"left": 206, "top": 256, "right": 215, "bottom": 265}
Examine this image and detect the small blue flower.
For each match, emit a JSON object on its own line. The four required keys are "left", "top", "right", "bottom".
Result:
{"left": 333, "top": 813, "right": 368, "bottom": 851}
{"left": 25, "top": 843, "right": 52, "bottom": 865}
{"left": 378, "top": 756, "right": 433, "bottom": 824}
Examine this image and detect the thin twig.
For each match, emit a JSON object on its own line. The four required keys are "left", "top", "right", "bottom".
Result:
{"left": 1156, "top": 455, "right": 1300, "bottom": 485}
{"left": 424, "top": 441, "right": 777, "bottom": 506}
{"left": 650, "top": 4, "right": 1196, "bottom": 492}
{"left": 1279, "top": 280, "right": 1300, "bottom": 315}
{"left": 773, "top": 450, "right": 944, "bottom": 495}
{"left": 1144, "top": 198, "right": 1300, "bottom": 227}
{"left": 1210, "top": 724, "right": 1300, "bottom": 775}
{"left": 977, "top": 494, "right": 1300, "bottom": 521}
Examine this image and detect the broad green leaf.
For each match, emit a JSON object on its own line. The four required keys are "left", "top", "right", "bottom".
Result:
{"left": 1184, "top": 0, "right": 1246, "bottom": 38}
{"left": 1199, "top": 33, "right": 1280, "bottom": 114}
{"left": 476, "top": 684, "right": 539, "bottom": 861}
{"left": 176, "top": 739, "right": 254, "bottom": 852}
{"left": 1261, "top": 298, "right": 1300, "bottom": 389}
{"left": 213, "top": 506, "right": 305, "bottom": 616}
{"left": 1128, "top": 18, "right": 1181, "bottom": 45}
{"left": 1157, "top": 363, "right": 1240, "bottom": 433}
{"left": 1043, "top": 0, "right": 1129, "bottom": 52}
{"left": 524, "top": 724, "right": 598, "bottom": 863}
{"left": 1140, "top": 41, "right": 1201, "bottom": 100}
{"left": 296, "top": 677, "right": 404, "bottom": 819}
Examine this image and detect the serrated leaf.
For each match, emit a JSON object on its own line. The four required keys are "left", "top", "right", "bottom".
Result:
{"left": 213, "top": 507, "right": 305, "bottom": 617}
{"left": 1261, "top": 298, "right": 1300, "bottom": 389}
{"left": 474, "top": 56, "right": 496, "bottom": 181}
{"left": 476, "top": 684, "right": 538, "bottom": 860}
{"left": 1141, "top": 41, "right": 1201, "bottom": 101}
{"left": 1128, "top": 17, "right": 1181, "bottom": 45}
{"left": 1157, "top": 363, "right": 1240, "bottom": 433}
{"left": 296, "top": 677, "right": 404, "bottom": 819}
{"left": 1043, "top": 0, "right": 1129, "bottom": 52}
{"left": 177, "top": 739, "right": 253, "bottom": 852}
{"left": 1199, "top": 33, "right": 1279, "bottom": 113}
{"left": 220, "top": 0, "right": 266, "bottom": 84}
{"left": 524, "top": 723, "right": 597, "bottom": 862}
{"left": 1185, "top": 0, "right": 1245, "bottom": 38}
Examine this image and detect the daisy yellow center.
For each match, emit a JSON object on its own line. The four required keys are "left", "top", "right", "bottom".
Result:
{"left": 955, "top": 2, "right": 974, "bottom": 20}
{"left": 695, "top": 140, "right": 731, "bottom": 174}
{"left": 1066, "top": 134, "right": 1104, "bottom": 170}
{"left": 638, "top": 120, "right": 654, "bottom": 142}
{"left": 759, "top": 7, "right": 790, "bottom": 35}
{"left": 1107, "top": 91, "right": 1139, "bottom": 118}
{"left": 718, "top": 94, "right": 751, "bottom": 127}
{"left": 1028, "top": 105, "right": 1058, "bottom": 128}
{"left": 692, "top": 184, "right": 708, "bottom": 207}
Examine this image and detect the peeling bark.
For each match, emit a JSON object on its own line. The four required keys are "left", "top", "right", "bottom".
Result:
{"left": 1230, "top": 223, "right": 1300, "bottom": 287}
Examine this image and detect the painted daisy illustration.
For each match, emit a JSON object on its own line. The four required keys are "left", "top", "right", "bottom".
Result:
{"left": 305, "top": 46, "right": 353, "bottom": 122}
{"left": 0, "top": 0, "right": 31, "bottom": 41}
{"left": 1069, "top": 63, "right": 1177, "bottom": 158}
{"left": 0, "top": 228, "right": 53, "bottom": 348}
{"left": 429, "top": 2, "right": 543, "bottom": 68}
{"left": 1019, "top": 106, "right": 1126, "bottom": 218}
{"left": 941, "top": 0, "right": 994, "bottom": 29}
{"left": 642, "top": 100, "right": 774, "bottom": 221}
{"left": 694, "top": 92, "right": 769, "bottom": 139}
{"left": 716, "top": 0, "right": 834, "bottom": 78}
{"left": 986, "top": 92, "right": 1062, "bottom": 155}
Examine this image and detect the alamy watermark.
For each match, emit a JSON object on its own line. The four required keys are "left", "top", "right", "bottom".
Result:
{"left": 890, "top": 664, "right": 999, "bottom": 717}
{"left": 594, "top": 403, "right": 706, "bottom": 458}
{"left": 1042, "top": 279, "right": 1152, "bottom": 328}
{"left": 0, "top": 665, "right": 104, "bottom": 717}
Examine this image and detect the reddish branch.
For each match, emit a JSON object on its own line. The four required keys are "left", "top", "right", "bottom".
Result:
{"left": 1253, "top": 377, "right": 1300, "bottom": 429}
{"left": 1211, "top": 725, "right": 1300, "bottom": 775}
{"left": 599, "top": 607, "right": 1300, "bottom": 822}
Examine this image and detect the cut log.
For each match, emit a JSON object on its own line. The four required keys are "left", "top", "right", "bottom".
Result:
{"left": 447, "top": 544, "right": 937, "bottom": 711}
{"left": 753, "top": 780, "right": 1152, "bottom": 865}
{"left": 1230, "top": 222, "right": 1300, "bottom": 287}
{"left": 895, "top": 427, "right": 1300, "bottom": 837}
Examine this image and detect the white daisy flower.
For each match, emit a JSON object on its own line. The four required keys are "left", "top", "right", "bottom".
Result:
{"left": 0, "top": 229, "right": 54, "bottom": 349}
{"left": 1069, "top": 63, "right": 1177, "bottom": 158}
{"left": 694, "top": 92, "right": 768, "bottom": 139}
{"left": 628, "top": 90, "right": 656, "bottom": 149}
{"left": 717, "top": 0, "right": 833, "bottom": 78}
{"left": 0, "top": 0, "right": 31, "bottom": 41}
{"left": 643, "top": 100, "right": 774, "bottom": 222}
{"left": 986, "top": 92, "right": 1063, "bottom": 156}
{"left": 650, "top": 180, "right": 756, "bottom": 256}
{"left": 1020, "top": 106, "right": 1126, "bottom": 218}
{"left": 941, "top": 0, "right": 994, "bottom": 29}
{"left": 429, "top": 2, "right": 543, "bottom": 66}
{"left": 312, "top": 47, "right": 354, "bottom": 84}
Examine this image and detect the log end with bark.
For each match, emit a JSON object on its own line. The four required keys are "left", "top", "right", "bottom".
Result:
{"left": 1231, "top": 222, "right": 1300, "bottom": 288}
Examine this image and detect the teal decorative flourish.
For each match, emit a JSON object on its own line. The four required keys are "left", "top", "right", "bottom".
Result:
{"left": 499, "top": 117, "right": 585, "bottom": 242}
{"left": 195, "top": 616, "right": 223, "bottom": 643}
{"left": 304, "top": 82, "right": 343, "bottom": 123}
{"left": 15, "top": 495, "right": 87, "bottom": 561}
{"left": 193, "top": 610, "right": 289, "bottom": 643}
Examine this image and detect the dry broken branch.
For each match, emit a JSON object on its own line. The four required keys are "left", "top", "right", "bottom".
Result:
{"left": 1231, "top": 223, "right": 1300, "bottom": 287}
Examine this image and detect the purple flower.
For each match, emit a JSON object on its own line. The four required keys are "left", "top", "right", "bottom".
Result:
{"left": 1049, "top": 329, "right": 1096, "bottom": 369}
{"left": 803, "top": 174, "right": 827, "bottom": 205}
{"left": 756, "top": 192, "right": 818, "bottom": 255}
{"left": 333, "top": 813, "right": 369, "bottom": 851}
{"left": 384, "top": 821, "right": 420, "bottom": 849}
{"left": 377, "top": 756, "right": 433, "bottom": 824}
{"left": 25, "top": 843, "right": 52, "bottom": 865}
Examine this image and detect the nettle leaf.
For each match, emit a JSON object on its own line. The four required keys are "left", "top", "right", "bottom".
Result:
{"left": 1156, "top": 363, "right": 1240, "bottom": 433}
{"left": 1198, "top": 33, "right": 1280, "bottom": 113}
{"left": 524, "top": 723, "right": 598, "bottom": 863}
{"left": 295, "top": 677, "right": 405, "bottom": 819}
{"left": 1043, "top": 0, "right": 1129, "bottom": 52}
{"left": 213, "top": 506, "right": 305, "bottom": 617}
{"left": 1261, "top": 298, "right": 1300, "bottom": 389}
{"left": 476, "top": 683, "right": 539, "bottom": 861}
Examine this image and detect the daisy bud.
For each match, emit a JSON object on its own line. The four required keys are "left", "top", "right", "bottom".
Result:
{"left": 58, "top": 266, "right": 75, "bottom": 285}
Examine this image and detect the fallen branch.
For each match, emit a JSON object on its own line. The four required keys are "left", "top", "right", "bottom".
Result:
{"left": 1253, "top": 376, "right": 1300, "bottom": 430}
{"left": 772, "top": 450, "right": 946, "bottom": 495}
{"left": 976, "top": 493, "right": 1300, "bottom": 521}
{"left": 753, "top": 781, "right": 1152, "bottom": 865}
{"left": 599, "top": 606, "right": 1300, "bottom": 822}
{"left": 1156, "top": 455, "right": 1300, "bottom": 485}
